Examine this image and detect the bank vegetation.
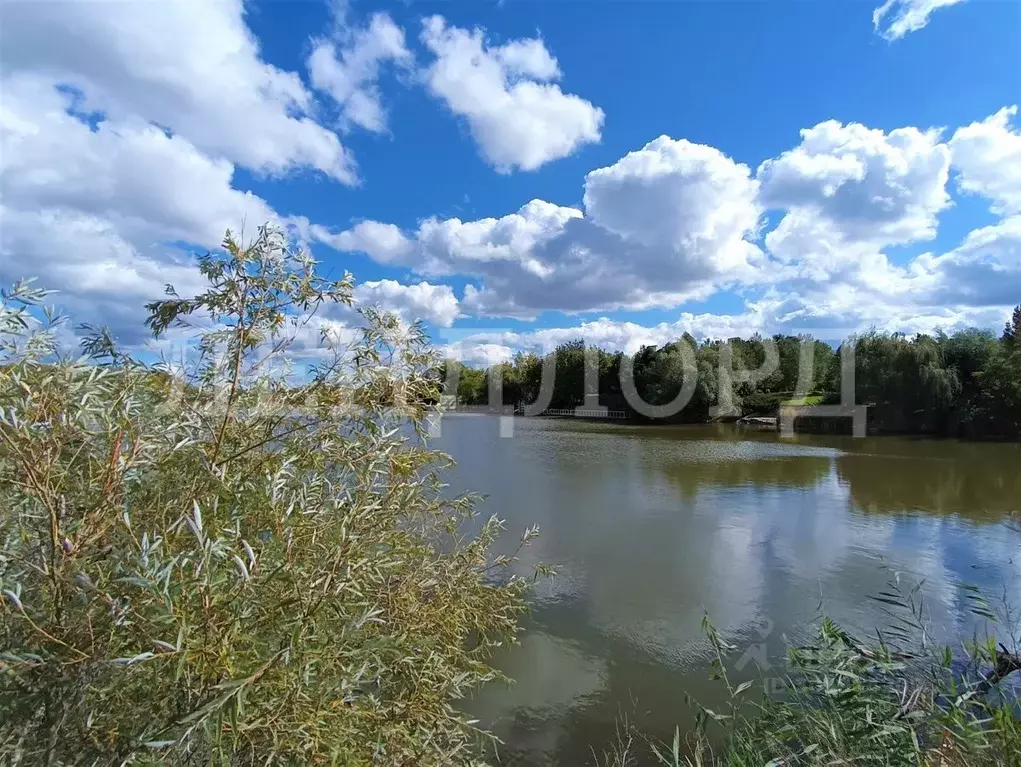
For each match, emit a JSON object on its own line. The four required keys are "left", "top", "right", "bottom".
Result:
{"left": 450, "top": 306, "right": 1021, "bottom": 439}
{"left": 0, "top": 228, "right": 543, "bottom": 765}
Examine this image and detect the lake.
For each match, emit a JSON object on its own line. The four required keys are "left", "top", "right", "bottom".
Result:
{"left": 428, "top": 414, "right": 1021, "bottom": 765}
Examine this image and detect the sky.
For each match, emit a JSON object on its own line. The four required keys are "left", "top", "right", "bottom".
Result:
{"left": 1, "top": 0, "right": 1019, "bottom": 366}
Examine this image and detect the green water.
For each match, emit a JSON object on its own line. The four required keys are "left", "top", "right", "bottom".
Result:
{"left": 430, "top": 414, "right": 1021, "bottom": 765}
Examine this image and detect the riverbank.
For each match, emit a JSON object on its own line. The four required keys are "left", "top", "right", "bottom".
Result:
{"left": 446, "top": 405, "right": 1021, "bottom": 443}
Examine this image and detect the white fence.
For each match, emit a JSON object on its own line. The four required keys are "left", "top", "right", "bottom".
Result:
{"left": 538, "top": 408, "right": 630, "bottom": 419}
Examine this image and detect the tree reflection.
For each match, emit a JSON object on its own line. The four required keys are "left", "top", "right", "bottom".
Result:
{"left": 650, "top": 455, "right": 832, "bottom": 499}
{"left": 836, "top": 452, "right": 1021, "bottom": 521}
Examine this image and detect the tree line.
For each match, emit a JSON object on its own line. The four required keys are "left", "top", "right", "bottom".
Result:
{"left": 447, "top": 305, "right": 1021, "bottom": 439}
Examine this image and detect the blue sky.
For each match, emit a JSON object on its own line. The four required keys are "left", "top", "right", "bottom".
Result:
{"left": 1, "top": 0, "right": 1019, "bottom": 365}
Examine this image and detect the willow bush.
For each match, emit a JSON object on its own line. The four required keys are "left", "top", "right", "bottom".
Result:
{"left": 0, "top": 227, "right": 539, "bottom": 765}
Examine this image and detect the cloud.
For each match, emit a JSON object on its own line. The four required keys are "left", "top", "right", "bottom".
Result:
{"left": 0, "top": 0, "right": 355, "bottom": 183}
{"left": 283, "top": 317, "right": 361, "bottom": 360}
{"left": 265, "top": 285, "right": 460, "bottom": 366}
{"left": 1, "top": 75, "right": 279, "bottom": 248}
{"left": 0, "top": 7, "right": 473, "bottom": 352}
{"left": 872, "top": 0, "right": 966, "bottom": 41}
{"left": 0, "top": 4, "right": 436, "bottom": 353}
{"left": 315, "top": 137, "right": 764, "bottom": 316}
{"left": 309, "top": 220, "right": 414, "bottom": 263}
{"left": 753, "top": 110, "right": 1016, "bottom": 335}
{"left": 353, "top": 279, "right": 460, "bottom": 327}
{"left": 949, "top": 106, "right": 1021, "bottom": 215}
{"left": 308, "top": 12, "right": 412, "bottom": 133}
{"left": 759, "top": 214, "right": 901, "bottom": 286}
{"left": 414, "top": 199, "right": 584, "bottom": 277}
{"left": 440, "top": 340, "right": 515, "bottom": 368}
{"left": 0, "top": 73, "right": 285, "bottom": 345}
{"left": 742, "top": 285, "right": 1012, "bottom": 341}
{"left": 758, "top": 119, "right": 951, "bottom": 256}
{"left": 313, "top": 108, "right": 1017, "bottom": 341}
{"left": 440, "top": 312, "right": 767, "bottom": 361}
{"left": 582, "top": 136, "right": 763, "bottom": 266}
{"left": 420, "top": 16, "right": 604, "bottom": 172}
{"left": 0, "top": 206, "right": 207, "bottom": 349}
{"left": 439, "top": 290, "right": 1013, "bottom": 365}
{"left": 909, "top": 216, "right": 1021, "bottom": 308}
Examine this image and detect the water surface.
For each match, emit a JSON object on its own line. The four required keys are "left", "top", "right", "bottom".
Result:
{"left": 430, "top": 416, "right": 1021, "bottom": 765}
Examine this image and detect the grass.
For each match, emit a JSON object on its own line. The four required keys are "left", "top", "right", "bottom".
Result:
{"left": 598, "top": 575, "right": 1021, "bottom": 766}
{"left": 779, "top": 394, "right": 825, "bottom": 406}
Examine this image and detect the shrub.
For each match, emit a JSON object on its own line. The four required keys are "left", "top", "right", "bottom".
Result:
{"left": 0, "top": 227, "right": 538, "bottom": 765}
{"left": 593, "top": 578, "right": 1021, "bottom": 767}
{"left": 648, "top": 580, "right": 1021, "bottom": 766}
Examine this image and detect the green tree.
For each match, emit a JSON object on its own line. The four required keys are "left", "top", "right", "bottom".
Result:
{"left": 0, "top": 228, "right": 539, "bottom": 764}
{"left": 597, "top": 349, "right": 626, "bottom": 410}
{"left": 852, "top": 331, "right": 959, "bottom": 433}
{"left": 485, "top": 361, "right": 521, "bottom": 406}
{"left": 972, "top": 344, "right": 1021, "bottom": 438}
{"left": 513, "top": 351, "right": 544, "bottom": 409}
{"left": 938, "top": 328, "right": 1000, "bottom": 435}
{"left": 1003, "top": 304, "right": 1021, "bottom": 350}
{"left": 455, "top": 363, "right": 487, "bottom": 405}
{"left": 550, "top": 340, "right": 586, "bottom": 409}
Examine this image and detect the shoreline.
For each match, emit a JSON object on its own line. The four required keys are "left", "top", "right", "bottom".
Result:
{"left": 439, "top": 409, "right": 1021, "bottom": 443}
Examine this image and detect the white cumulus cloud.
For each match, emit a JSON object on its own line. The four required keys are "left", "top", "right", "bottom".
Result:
{"left": 872, "top": 0, "right": 966, "bottom": 41}
{"left": 0, "top": 0, "right": 355, "bottom": 183}
{"left": 314, "top": 136, "right": 764, "bottom": 316}
{"left": 583, "top": 136, "right": 762, "bottom": 265}
{"left": 754, "top": 111, "right": 1018, "bottom": 334}
{"left": 0, "top": 73, "right": 284, "bottom": 345}
{"left": 310, "top": 220, "right": 414, "bottom": 264}
{"left": 308, "top": 12, "right": 412, "bottom": 134}
{"left": 440, "top": 340, "right": 515, "bottom": 368}
{"left": 312, "top": 108, "right": 1018, "bottom": 342}
{"left": 758, "top": 119, "right": 951, "bottom": 253}
{"left": 420, "top": 16, "right": 604, "bottom": 172}
{"left": 443, "top": 312, "right": 767, "bottom": 358}
{"left": 949, "top": 106, "right": 1021, "bottom": 215}
{"left": 440, "top": 285, "right": 1014, "bottom": 365}
{"left": 354, "top": 279, "right": 461, "bottom": 327}
{"left": 908, "top": 216, "right": 1021, "bottom": 308}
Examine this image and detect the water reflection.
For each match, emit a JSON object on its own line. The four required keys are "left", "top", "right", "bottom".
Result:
{"left": 836, "top": 452, "right": 1021, "bottom": 519}
{"left": 651, "top": 454, "right": 832, "bottom": 498}
{"left": 431, "top": 416, "right": 1021, "bottom": 765}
